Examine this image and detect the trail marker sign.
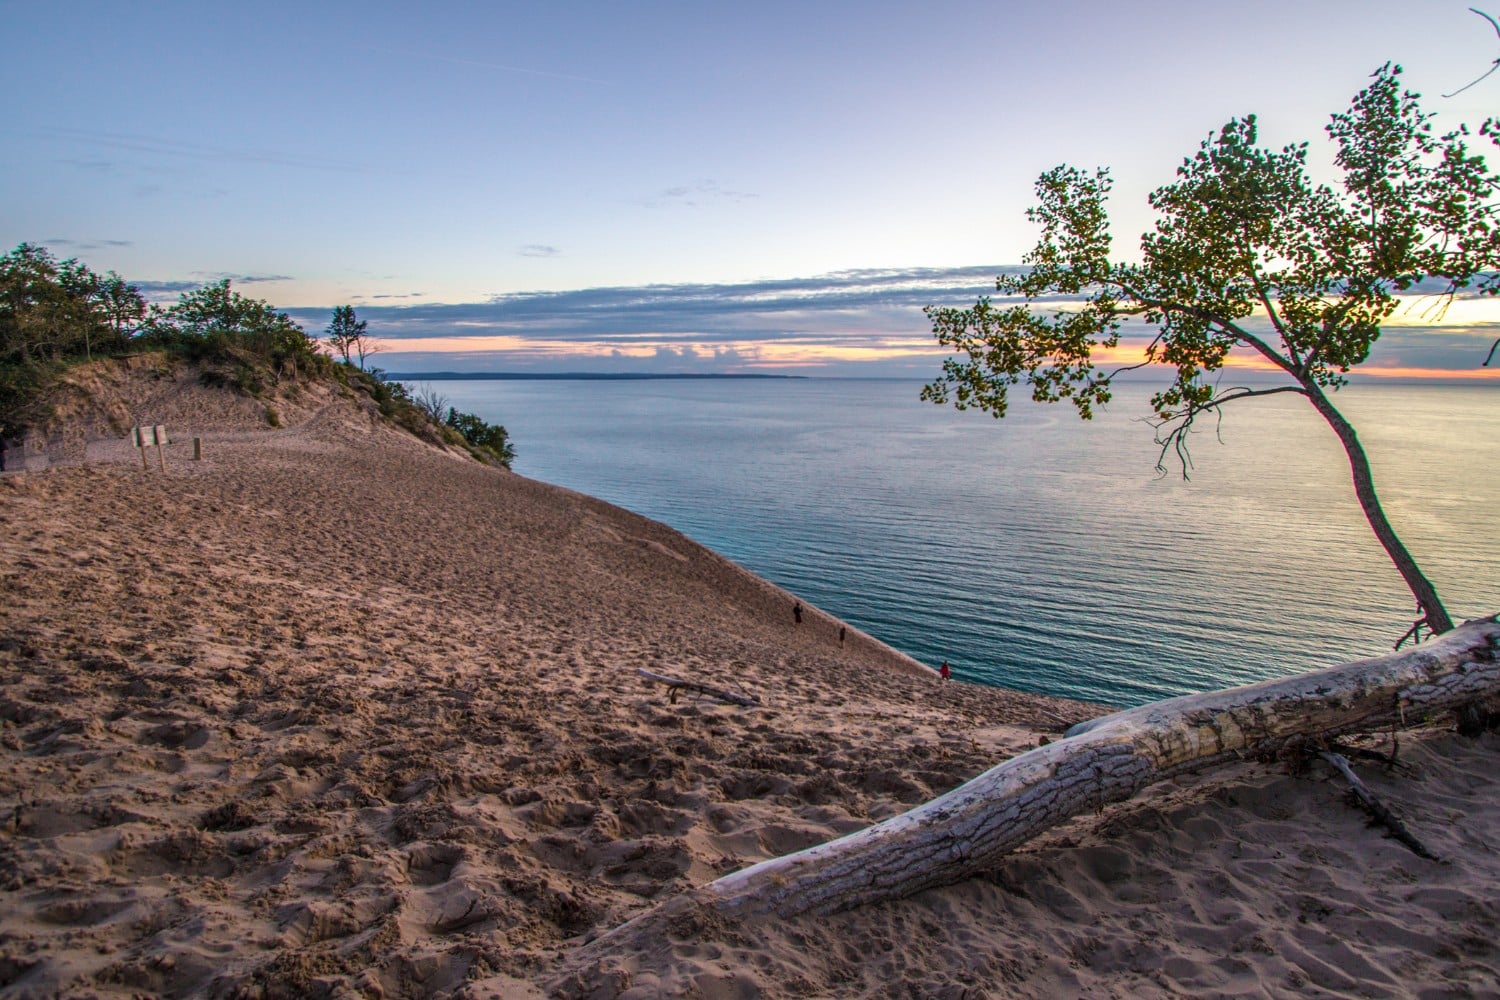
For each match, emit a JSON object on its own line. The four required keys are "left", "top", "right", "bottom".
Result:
{"left": 133, "top": 425, "right": 170, "bottom": 472}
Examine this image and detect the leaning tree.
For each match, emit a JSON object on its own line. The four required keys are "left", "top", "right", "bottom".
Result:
{"left": 923, "top": 64, "right": 1500, "bottom": 643}
{"left": 555, "top": 71, "right": 1500, "bottom": 957}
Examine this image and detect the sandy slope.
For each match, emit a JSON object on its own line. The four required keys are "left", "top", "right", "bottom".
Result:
{"left": 2, "top": 364, "right": 1497, "bottom": 998}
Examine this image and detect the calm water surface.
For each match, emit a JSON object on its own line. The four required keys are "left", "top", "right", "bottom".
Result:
{"left": 428, "top": 377, "right": 1499, "bottom": 707}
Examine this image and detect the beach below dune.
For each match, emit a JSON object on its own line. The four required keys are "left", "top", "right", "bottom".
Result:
{"left": 2, "top": 370, "right": 1498, "bottom": 998}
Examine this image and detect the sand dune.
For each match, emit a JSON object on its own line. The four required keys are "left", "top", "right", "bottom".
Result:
{"left": 2, "top": 366, "right": 1497, "bottom": 998}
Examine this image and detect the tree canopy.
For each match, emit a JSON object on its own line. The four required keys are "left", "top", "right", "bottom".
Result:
{"left": 146, "top": 279, "right": 316, "bottom": 372}
{"left": 922, "top": 65, "right": 1500, "bottom": 641}
{"left": 1, "top": 244, "right": 149, "bottom": 436}
{"left": 1, "top": 243, "right": 145, "bottom": 366}
{"left": 445, "top": 407, "right": 516, "bottom": 468}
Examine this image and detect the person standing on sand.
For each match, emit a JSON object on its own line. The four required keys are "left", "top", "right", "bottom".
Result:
{"left": 940, "top": 660, "right": 951, "bottom": 681}
{"left": 839, "top": 625, "right": 846, "bottom": 647}
{"left": 793, "top": 600, "right": 803, "bottom": 624}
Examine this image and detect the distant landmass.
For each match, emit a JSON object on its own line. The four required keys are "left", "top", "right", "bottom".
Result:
{"left": 386, "top": 372, "right": 807, "bottom": 381}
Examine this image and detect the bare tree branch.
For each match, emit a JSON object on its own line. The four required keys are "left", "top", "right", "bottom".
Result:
{"left": 1472, "top": 8, "right": 1499, "bottom": 43}
{"left": 411, "top": 383, "right": 449, "bottom": 423}
{"left": 1443, "top": 8, "right": 1500, "bottom": 97}
{"left": 1316, "top": 750, "right": 1441, "bottom": 860}
{"left": 1396, "top": 615, "right": 1430, "bottom": 650}
{"left": 1150, "top": 385, "right": 1308, "bottom": 478}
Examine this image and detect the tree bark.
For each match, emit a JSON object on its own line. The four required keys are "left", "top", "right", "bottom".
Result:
{"left": 1302, "top": 382, "right": 1454, "bottom": 635}
{"left": 696, "top": 616, "right": 1498, "bottom": 919}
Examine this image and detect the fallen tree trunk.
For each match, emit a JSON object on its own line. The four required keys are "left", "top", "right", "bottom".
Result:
{"left": 698, "top": 615, "right": 1499, "bottom": 919}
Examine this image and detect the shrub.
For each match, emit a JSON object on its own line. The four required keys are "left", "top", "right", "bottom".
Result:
{"left": 445, "top": 408, "right": 515, "bottom": 468}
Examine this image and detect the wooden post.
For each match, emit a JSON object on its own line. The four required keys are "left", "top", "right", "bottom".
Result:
{"left": 193, "top": 437, "right": 202, "bottom": 461}
{"left": 133, "top": 425, "right": 153, "bottom": 470}
{"left": 154, "top": 425, "right": 169, "bottom": 473}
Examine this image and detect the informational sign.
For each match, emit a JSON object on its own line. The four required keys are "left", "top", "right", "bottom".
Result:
{"left": 133, "top": 424, "right": 170, "bottom": 472}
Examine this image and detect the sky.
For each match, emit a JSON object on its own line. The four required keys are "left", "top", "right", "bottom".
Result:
{"left": 5, "top": 0, "right": 1500, "bottom": 378}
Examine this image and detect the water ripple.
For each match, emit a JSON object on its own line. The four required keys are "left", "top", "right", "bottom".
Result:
{"left": 434, "top": 378, "right": 1500, "bottom": 706}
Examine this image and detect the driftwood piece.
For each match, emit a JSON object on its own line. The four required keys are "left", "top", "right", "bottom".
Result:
{"left": 1318, "top": 750, "right": 1440, "bottom": 861}
{"left": 637, "top": 668, "right": 760, "bottom": 707}
{"left": 691, "top": 616, "right": 1499, "bottom": 920}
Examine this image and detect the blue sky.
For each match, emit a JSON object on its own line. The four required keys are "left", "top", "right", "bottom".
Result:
{"left": 5, "top": 1, "right": 1500, "bottom": 377}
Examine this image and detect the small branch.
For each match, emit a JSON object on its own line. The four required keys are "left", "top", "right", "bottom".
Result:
{"left": 1469, "top": 4, "right": 1499, "bottom": 41}
{"left": 1327, "top": 740, "right": 1402, "bottom": 770}
{"left": 1103, "top": 332, "right": 1166, "bottom": 382}
{"left": 1150, "top": 385, "right": 1308, "bottom": 477}
{"left": 1214, "top": 316, "right": 1304, "bottom": 376}
{"left": 1443, "top": 9, "right": 1500, "bottom": 97}
{"left": 1301, "top": 297, "right": 1364, "bottom": 377}
{"left": 1483, "top": 336, "right": 1499, "bottom": 367}
{"left": 1317, "top": 750, "right": 1441, "bottom": 861}
{"left": 637, "top": 669, "right": 761, "bottom": 707}
{"left": 1396, "top": 610, "right": 1430, "bottom": 650}
{"left": 1245, "top": 248, "right": 1298, "bottom": 369}
{"left": 1114, "top": 292, "right": 1300, "bottom": 379}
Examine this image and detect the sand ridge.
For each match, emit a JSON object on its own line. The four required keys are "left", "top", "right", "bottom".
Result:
{"left": 2, "top": 369, "right": 1497, "bottom": 998}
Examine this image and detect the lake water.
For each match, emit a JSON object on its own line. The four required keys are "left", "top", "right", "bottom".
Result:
{"left": 423, "top": 377, "right": 1499, "bottom": 707}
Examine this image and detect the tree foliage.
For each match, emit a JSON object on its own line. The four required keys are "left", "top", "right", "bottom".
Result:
{"left": 923, "top": 65, "right": 1499, "bottom": 641}
{"left": 147, "top": 279, "right": 316, "bottom": 370}
{"left": 445, "top": 407, "right": 516, "bottom": 468}
{"left": 124, "top": 278, "right": 328, "bottom": 398}
{"left": 0, "top": 244, "right": 148, "bottom": 435}
{"left": 0, "top": 245, "right": 520, "bottom": 471}
{"left": 1, "top": 243, "right": 145, "bottom": 365}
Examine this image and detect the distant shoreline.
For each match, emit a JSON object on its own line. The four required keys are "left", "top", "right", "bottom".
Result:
{"left": 387, "top": 371, "right": 809, "bottom": 382}
{"left": 385, "top": 370, "right": 1495, "bottom": 386}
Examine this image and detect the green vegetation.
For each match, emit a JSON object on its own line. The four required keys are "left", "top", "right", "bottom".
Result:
{"left": 135, "top": 278, "right": 327, "bottom": 397}
{"left": 923, "top": 65, "right": 1500, "bottom": 642}
{"left": 1, "top": 244, "right": 147, "bottom": 437}
{"left": 324, "top": 304, "right": 378, "bottom": 369}
{"left": 0, "top": 245, "right": 514, "bottom": 469}
{"left": 445, "top": 407, "right": 516, "bottom": 467}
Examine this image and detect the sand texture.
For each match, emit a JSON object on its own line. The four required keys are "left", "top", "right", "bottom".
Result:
{"left": 2, "top": 364, "right": 1498, "bottom": 999}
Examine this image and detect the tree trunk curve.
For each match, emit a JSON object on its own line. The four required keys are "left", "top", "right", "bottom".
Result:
{"left": 1302, "top": 381, "right": 1455, "bottom": 635}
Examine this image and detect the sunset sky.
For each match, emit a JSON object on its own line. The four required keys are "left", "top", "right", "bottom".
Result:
{"left": 5, "top": 0, "right": 1500, "bottom": 378}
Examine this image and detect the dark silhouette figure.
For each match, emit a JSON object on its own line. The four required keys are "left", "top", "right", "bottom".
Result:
{"left": 793, "top": 601, "right": 803, "bottom": 624}
{"left": 839, "top": 625, "right": 846, "bottom": 647}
